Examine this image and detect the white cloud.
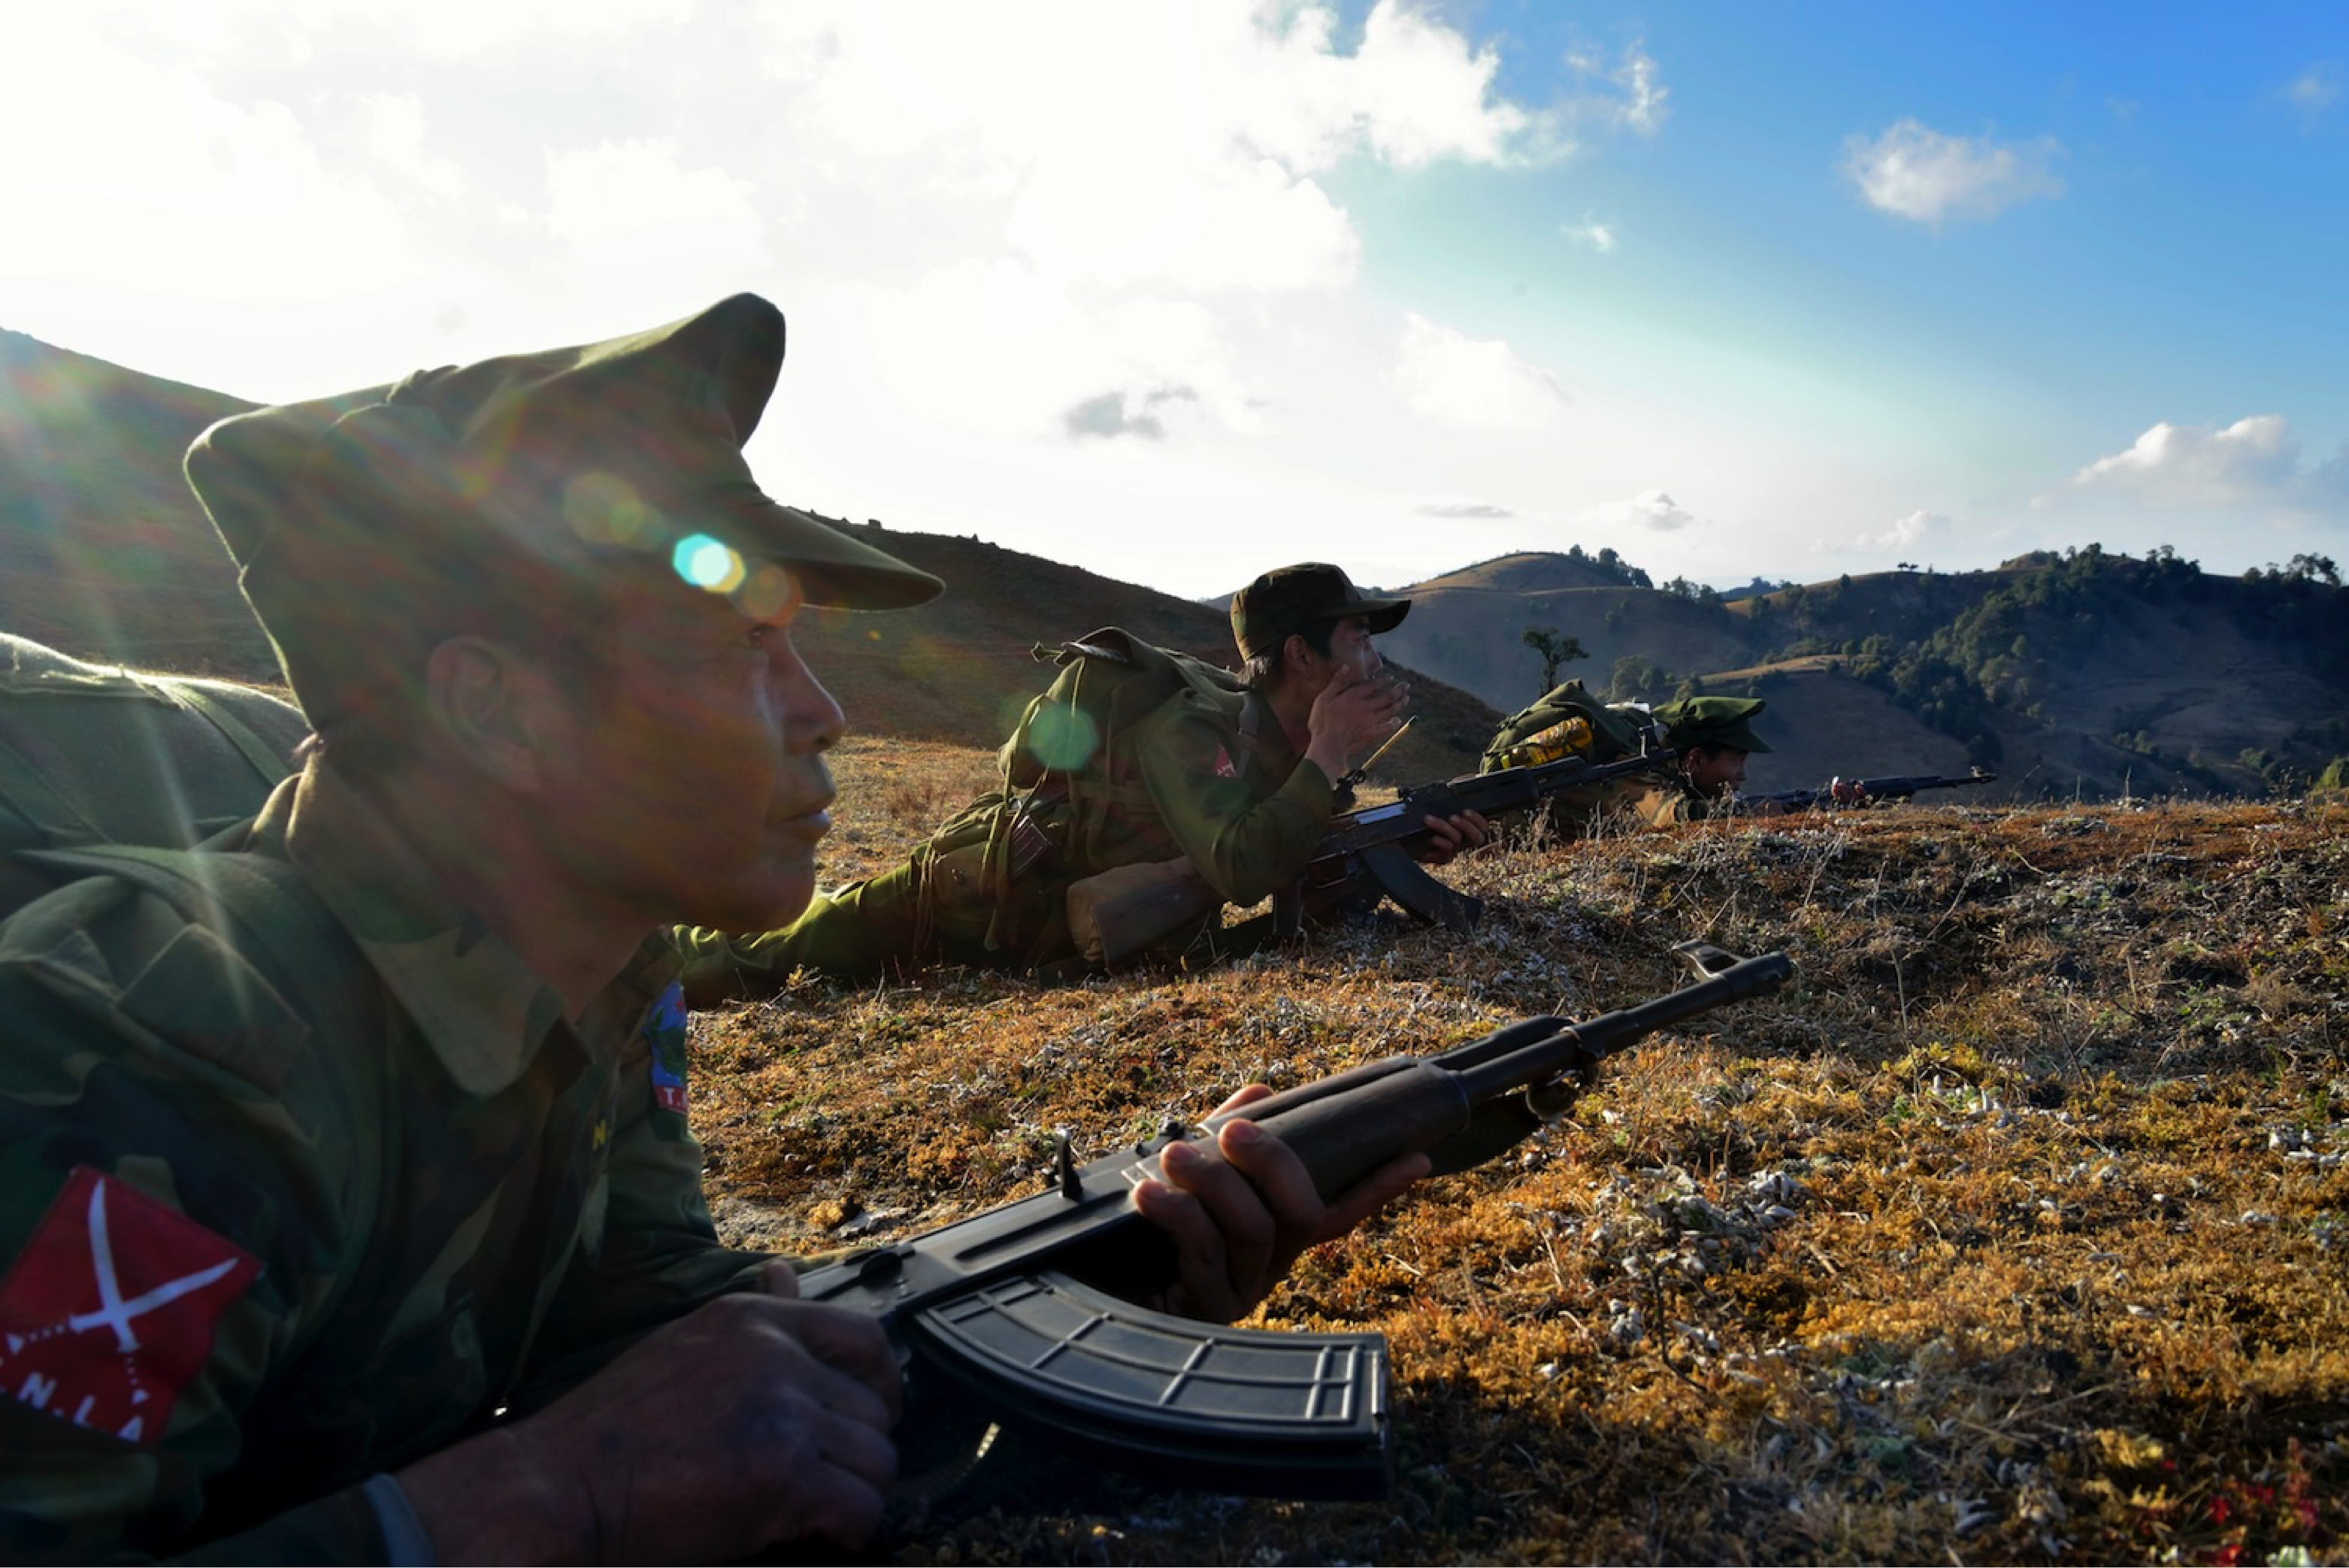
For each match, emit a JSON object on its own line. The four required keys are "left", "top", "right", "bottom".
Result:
{"left": 1564, "top": 42, "right": 1669, "bottom": 135}
{"left": 1830, "top": 510, "right": 1951, "bottom": 552}
{"left": 2048, "top": 415, "right": 2334, "bottom": 510}
{"left": 364, "top": 95, "right": 466, "bottom": 198}
{"left": 1843, "top": 119, "right": 2063, "bottom": 224}
{"left": 1009, "top": 151, "right": 1359, "bottom": 292}
{"left": 1563, "top": 214, "right": 1618, "bottom": 253}
{"left": 1581, "top": 489, "right": 1698, "bottom": 532}
{"left": 0, "top": 17, "right": 427, "bottom": 328}
{"left": 1412, "top": 498, "right": 1515, "bottom": 519}
{"left": 2283, "top": 62, "right": 2342, "bottom": 126}
{"left": 543, "top": 142, "right": 770, "bottom": 302}
{"left": 1343, "top": 2, "right": 1554, "bottom": 166}
{"left": 1393, "top": 313, "right": 1570, "bottom": 429}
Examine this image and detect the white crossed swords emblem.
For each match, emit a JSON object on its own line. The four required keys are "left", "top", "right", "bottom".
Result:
{"left": 61, "top": 1178, "right": 241, "bottom": 1354}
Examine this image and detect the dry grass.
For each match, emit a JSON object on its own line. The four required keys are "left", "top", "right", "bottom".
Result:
{"left": 695, "top": 743, "right": 2349, "bottom": 1565}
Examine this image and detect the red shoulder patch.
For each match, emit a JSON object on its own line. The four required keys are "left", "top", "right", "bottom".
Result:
{"left": 0, "top": 1167, "right": 259, "bottom": 1445}
{"left": 1212, "top": 743, "right": 1238, "bottom": 779}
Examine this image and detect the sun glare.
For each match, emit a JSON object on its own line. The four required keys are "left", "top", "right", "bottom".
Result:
{"left": 672, "top": 532, "right": 746, "bottom": 593}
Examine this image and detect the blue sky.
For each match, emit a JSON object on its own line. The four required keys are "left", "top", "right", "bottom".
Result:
{"left": 4, "top": 1, "right": 2342, "bottom": 600}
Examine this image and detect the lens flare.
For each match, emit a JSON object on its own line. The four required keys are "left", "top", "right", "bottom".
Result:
{"left": 563, "top": 472, "right": 661, "bottom": 549}
{"left": 1025, "top": 704, "right": 1100, "bottom": 773}
{"left": 730, "top": 562, "right": 798, "bottom": 620}
{"left": 673, "top": 533, "right": 746, "bottom": 593}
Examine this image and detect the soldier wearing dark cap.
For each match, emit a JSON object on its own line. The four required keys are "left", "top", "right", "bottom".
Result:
{"left": 680, "top": 560, "right": 1488, "bottom": 995}
{"left": 0, "top": 298, "right": 1426, "bottom": 1562}
{"left": 1482, "top": 690, "right": 1815, "bottom": 833}
{"left": 1634, "top": 695, "right": 1782, "bottom": 822}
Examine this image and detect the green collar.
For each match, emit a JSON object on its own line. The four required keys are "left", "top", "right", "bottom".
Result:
{"left": 259, "top": 766, "right": 679, "bottom": 1097}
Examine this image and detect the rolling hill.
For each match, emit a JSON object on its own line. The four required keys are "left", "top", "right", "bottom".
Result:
{"left": 5, "top": 326, "right": 2344, "bottom": 804}
{"left": 1377, "top": 548, "right": 2349, "bottom": 801}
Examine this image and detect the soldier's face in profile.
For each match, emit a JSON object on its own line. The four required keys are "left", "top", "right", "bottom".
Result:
{"left": 1325, "top": 616, "right": 1382, "bottom": 683}
{"left": 1685, "top": 744, "right": 1748, "bottom": 798}
{"left": 535, "top": 564, "right": 846, "bottom": 933}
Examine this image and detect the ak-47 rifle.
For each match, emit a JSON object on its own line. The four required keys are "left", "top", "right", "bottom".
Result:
{"left": 797, "top": 941, "right": 1794, "bottom": 1500}
{"left": 1739, "top": 765, "right": 1996, "bottom": 813}
{"left": 1084, "top": 746, "right": 1670, "bottom": 967}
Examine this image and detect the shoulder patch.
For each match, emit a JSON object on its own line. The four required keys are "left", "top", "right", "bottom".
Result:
{"left": 645, "top": 981, "right": 689, "bottom": 1112}
{"left": 0, "top": 1167, "right": 259, "bottom": 1446}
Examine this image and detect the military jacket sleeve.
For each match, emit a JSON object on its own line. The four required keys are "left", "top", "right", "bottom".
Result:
{"left": 1602, "top": 772, "right": 1715, "bottom": 828}
{"left": 0, "top": 873, "right": 392, "bottom": 1563}
{"left": 0, "top": 861, "right": 764, "bottom": 1563}
{"left": 1132, "top": 691, "right": 1335, "bottom": 905}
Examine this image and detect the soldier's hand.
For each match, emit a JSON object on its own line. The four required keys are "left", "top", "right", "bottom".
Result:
{"left": 1412, "top": 808, "right": 1491, "bottom": 865}
{"left": 1134, "top": 1085, "right": 1428, "bottom": 1324}
{"left": 1304, "top": 664, "right": 1409, "bottom": 782}
{"left": 1829, "top": 776, "right": 1872, "bottom": 805}
{"left": 398, "top": 1277, "right": 901, "bottom": 1563}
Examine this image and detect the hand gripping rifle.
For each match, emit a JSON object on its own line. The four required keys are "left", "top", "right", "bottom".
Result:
{"left": 1742, "top": 765, "right": 1998, "bottom": 813}
{"left": 795, "top": 941, "right": 1794, "bottom": 1500}
{"left": 1086, "top": 746, "right": 1670, "bottom": 966}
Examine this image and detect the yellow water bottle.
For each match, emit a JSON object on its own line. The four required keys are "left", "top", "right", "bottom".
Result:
{"left": 1504, "top": 713, "right": 1592, "bottom": 768}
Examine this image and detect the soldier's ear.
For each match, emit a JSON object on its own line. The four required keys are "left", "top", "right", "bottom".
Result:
{"left": 423, "top": 635, "right": 549, "bottom": 794}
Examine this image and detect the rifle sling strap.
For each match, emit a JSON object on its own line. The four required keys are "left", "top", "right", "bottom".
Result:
{"left": 0, "top": 731, "right": 101, "bottom": 843}
{"left": 148, "top": 677, "right": 302, "bottom": 785}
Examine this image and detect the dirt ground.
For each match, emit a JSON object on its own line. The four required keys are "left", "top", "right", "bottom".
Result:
{"left": 690, "top": 743, "right": 2347, "bottom": 1565}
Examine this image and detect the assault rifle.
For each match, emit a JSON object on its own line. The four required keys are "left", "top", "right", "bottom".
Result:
{"left": 1741, "top": 765, "right": 1997, "bottom": 813}
{"left": 797, "top": 941, "right": 1794, "bottom": 1500}
{"left": 1085, "top": 747, "right": 1670, "bottom": 966}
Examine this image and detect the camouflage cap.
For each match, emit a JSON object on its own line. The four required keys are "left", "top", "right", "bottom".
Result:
{"left": 183, "top": 293, "right": 943, "bottom": 724}
{"left": 1653, "top": 695, "right": 1773, "bottom": 754}
{"left": 1230, "top": 563, "right": 1409, "bottom": 661}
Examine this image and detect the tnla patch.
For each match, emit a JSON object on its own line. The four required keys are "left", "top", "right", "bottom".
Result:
{"left": 646, "top": 979, "right": 689, "bottom": 1113}
{"left": 1212, "top": 743, "right": 1238, "bottom": 779}
{"left": 0, "top": 1167, "right": 259, "bottom": 1445}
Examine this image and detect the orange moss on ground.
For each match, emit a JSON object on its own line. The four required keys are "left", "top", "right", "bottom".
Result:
{"left": 693, "top": 759, "right": 2349, "bottom": 1565}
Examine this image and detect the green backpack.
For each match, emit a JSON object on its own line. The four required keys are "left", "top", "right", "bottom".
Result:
{"left": 1480, "top": 679, "right": 1650, "bottom": 773}
{"left": 0, "top": 631, "right": 310, "bottom": 916}
{"left": 916, "top": 628, "right": 1248, "bottom": 961}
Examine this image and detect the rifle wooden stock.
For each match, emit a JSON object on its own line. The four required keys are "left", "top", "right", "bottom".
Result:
{"left": 1088, "top": 749, "right": 1668, "bottom": 964}
{"left": 796, "top": 942, "right": 1794, "bottom": 1500}
{"left": 1743, "top": 766, "right": 1998, "bottom": 813}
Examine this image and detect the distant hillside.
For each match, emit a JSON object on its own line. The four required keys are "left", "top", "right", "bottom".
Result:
{"left": 1381, "top": 547, "right": 2349, "bottom": 802}
{"left": 0, "top": 330, "right": 275, "bottom": 677}
{"left": 1403, "top": 546, "right": 1652, "bottom": 595}
{"left": 9, "top": 328, "right": 2342, "bottom": 804}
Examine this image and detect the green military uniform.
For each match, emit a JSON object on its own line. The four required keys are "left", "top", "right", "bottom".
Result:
{"left": 683, "top": 562, "right": 1409, "bottom": 996}
{"left": 0, "top": 632, "right": 309, "bottom": 916}
{"left": 1479, "top": 680, "right": 1657, "bottom": 837}
{"left": 0, "top": 767, "right": 763, "bottom": 1562}
{"left": 681, "top": 670, "right": 1337, "bottom": 993}
{"left": 1623, "top": 696, "right": 1772, "bottom": 825}
{"left": 0, "top": 294, "right": 942, "bottom": 1560}
{"left": 1479, "top": 689, "right": 1771, "bottom": 831}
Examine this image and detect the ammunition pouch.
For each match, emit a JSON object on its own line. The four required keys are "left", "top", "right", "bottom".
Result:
{"left": 1064, "top": 856, "right": 1200, "bottom": 964}
{"left": 913, "top": 792, "right": 1073, "bottom": 962}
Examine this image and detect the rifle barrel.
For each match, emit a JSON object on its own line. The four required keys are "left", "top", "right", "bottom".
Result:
{"left": 1448, "top": 949, "right": 1792, "bottom": 1103}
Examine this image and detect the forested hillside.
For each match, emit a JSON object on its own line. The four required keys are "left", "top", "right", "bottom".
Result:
{"left": 1376, "top": 545, "right": 2349, "bottom": 804}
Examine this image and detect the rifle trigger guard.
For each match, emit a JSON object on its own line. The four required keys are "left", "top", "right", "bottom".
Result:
{"left": 1525, "top": 1070, "right": 1585, "bottom": 1122}
{"left": 1672, "top": 939, "right": 1744, "bottom": 979}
